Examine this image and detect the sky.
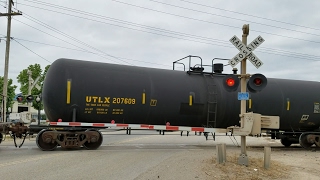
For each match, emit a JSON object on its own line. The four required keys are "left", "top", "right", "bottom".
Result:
{"left": 1, "top": 0, "right": 320, "bottom": 93}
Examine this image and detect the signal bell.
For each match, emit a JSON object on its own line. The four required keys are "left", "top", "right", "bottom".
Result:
{"left": 222, "top": 74, "right": 240, "bottom": 92}
{"left": 247, "top": 73, "right": 267, "bottom": 93}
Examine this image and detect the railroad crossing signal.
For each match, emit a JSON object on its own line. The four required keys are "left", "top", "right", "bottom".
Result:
{"left": 229, "top": 35, "right": 265, "bottom": 69}
{"left": 222, "top": 73, "right": 267, "bottom": 93}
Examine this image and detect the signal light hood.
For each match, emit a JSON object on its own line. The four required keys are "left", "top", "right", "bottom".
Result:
{"left": 247, "top": 74, "right": 267, "bottom": 93}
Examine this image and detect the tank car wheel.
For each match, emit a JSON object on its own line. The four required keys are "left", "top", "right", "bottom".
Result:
{"left": 299, "top": 133, "right": 313, "bottom": 149}
{"left": 280, "top": 138, "right": 292, "bottom": 147}
{"left": 83, "top": 129, "right": 103, "bottom": 150}
{"left": 36, "top": 129, "right": 58, "bottom": 151}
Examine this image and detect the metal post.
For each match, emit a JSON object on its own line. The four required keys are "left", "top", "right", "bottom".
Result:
{"left": 37, "top": 105, "right": 41, "bottom": 126}
{"left": 36, "top": 94, "right": 41, "bottom": 126}
{"left": 216, "top": 143, "right": 226, "bottom": 164}
{"left": 28, "top": 70, "right": 32, "bottom": 95}
{"left": 264, "top": 146, "right": 271, "bottom": 169}
{"left": 27, "top": 70, "right": 32, "bottom": 116}
{"left": 37, "top": 108, "right": 40, "bottom": 125}
{"left": 238, "top": 24, "right": 249, "bottom": 166}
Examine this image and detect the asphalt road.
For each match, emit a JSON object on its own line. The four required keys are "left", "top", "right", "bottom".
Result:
{"left": 0, "top": 129, "right": 219, "bottom": 180}
{"left": 0, "top": 129, "right": 301, "bottom": 180}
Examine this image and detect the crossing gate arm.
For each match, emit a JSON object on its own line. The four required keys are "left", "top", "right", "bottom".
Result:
{"left": 49, "top": 122, "right": 228, "bottom": 133}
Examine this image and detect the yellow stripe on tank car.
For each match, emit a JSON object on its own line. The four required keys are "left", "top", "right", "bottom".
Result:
{"left": 66, "top": 80, "right": 71, "bottom": 104}
{"left": 189, "top": 95, "right": 193, "bottom": 106}
{"left": 248, "top": 99, "right": 252, "bottom": 109}
{"left": 142, "top": 92, "right": 146, "bottom": 104}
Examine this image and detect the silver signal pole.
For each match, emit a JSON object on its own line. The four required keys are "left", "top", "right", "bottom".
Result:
{"left": 238, "top": 24, "right": 249, "bottom": 166}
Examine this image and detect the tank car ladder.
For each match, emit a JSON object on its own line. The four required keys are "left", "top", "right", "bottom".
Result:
{"left": 204, "top": 74, "right": 218, "bottom": 140}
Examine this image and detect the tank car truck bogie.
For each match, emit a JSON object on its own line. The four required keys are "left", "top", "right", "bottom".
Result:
{"left": 0, "top": 122, "right": 29, "bottom": 148}
{"left": 36, "top": 128, "right": 103, "bottom": 150}
{"left": 271, "top": 131, "right": 320, "bottom": 148}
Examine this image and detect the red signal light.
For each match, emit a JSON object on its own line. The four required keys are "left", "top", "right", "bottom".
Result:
{"left": 247, "top": 74, "right": 267, "bottom": 93}
{"left": 226, "top": 78, "right": 235, "bottom": 87}
{"left": 16, "top": 95, "right": 24, "bottom": 103}
{"left": 253, "top": 78, "right": 262, "bottom": 86}
{"left": 222, "top": 74, "right": 239, "bottom": 92}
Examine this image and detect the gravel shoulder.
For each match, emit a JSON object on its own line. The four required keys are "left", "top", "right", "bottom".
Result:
{"left": 135, "top": 136, "right": 320, "bottom": 180}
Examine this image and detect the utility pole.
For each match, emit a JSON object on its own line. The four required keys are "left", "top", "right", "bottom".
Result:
{"left": 1, "top": 0, "right": 22, "bottom": 122}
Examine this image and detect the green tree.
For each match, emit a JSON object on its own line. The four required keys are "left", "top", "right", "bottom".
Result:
{"left": 17, "top": 64, "right": 50, "bottom": 110}
{"left": 0, "top": 77, "right": 17, "bottom": 111}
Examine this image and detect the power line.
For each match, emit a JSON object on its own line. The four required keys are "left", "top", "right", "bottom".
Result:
{"left": 148, "top": 0, "right": 320, "bottom": 37}
{"left": 25, "top": 0, "right": 318, "bottom": 34}
{"left": 18, "top": 1, "right": 227, "bottom": 44}
{"left": 22, "top": 14, "right": 133, "bottom": 65}
{"left": 14, "top": 6, "right": 235, "bottom": 47}
{"left": 13, "top": 17, "right": 134, "bottom": 65}
{"left": 0, "top": 34, "right": 173, "bottom": 67}
{"left": 22, "top": 0, "right": 320, "bottom": 44}
{"left": 109, "top": 0, "right": 320, "bottom": 44}
{"left": 8, "top": 6, "right": 320, "bottom": 62}
{"left": 0, "top": 0, "right": 6, "bottom": 8}
{"left": 177, "top": 0, "right": 320, "bottom": 31}
{"left": 8, "top": 1, "right": 320, "bottom": 63}
{"left": 13, "top": 18, "right": 98, "bottom": 54}
{"left": 15, "top": 1, "right": 320, "bottom": 60}
{"left": 3, "top": 29, "right": 320, "bottom": 62}
{"left": 12, "top": 37, "right": 51, "bottom": 63}
{"left": 12, "top": 19, "right": 117, "bottom": 64}
{"left": 22, "top": 0, "right": 320, "bottom": 51}
{"left": 7, "top": 36, "right": 96, "bottom": 53}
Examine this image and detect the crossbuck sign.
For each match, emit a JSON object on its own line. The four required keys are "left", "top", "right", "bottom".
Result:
{"left": 229, "top": 35, "right": 265, "bottom": 69}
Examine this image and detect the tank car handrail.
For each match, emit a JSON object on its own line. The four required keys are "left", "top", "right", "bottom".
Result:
{"left": 193, "top": 64, "right": 212, "bottom": 68}
{"left": 173, "top": 55, "right": 190, "bottom": 70}
{"left": 172, "top": 62, "right": 185, "bottom": 71}
{"left": 173, "top": 55, "right": 202, "bottom": 72}
{"left": 211, "top": 58, "right": 230, "bottom": 73}
{"left": 173, "top": 55, "right": 191, "bottom": 63}
{"left": 188, "top": 55, "right": 202, "bottom": 72}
